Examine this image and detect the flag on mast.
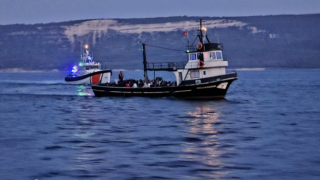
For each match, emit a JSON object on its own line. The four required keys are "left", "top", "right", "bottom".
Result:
{"left": 182, "top": 31, "right": 188, "bottom": 36}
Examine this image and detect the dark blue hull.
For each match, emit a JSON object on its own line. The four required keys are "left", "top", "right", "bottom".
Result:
{"left": 91, "top": 73, "right": 237, "bottom": 99}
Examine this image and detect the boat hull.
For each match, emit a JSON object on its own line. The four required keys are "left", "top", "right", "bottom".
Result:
{"left": 91, "top": 75, "right": 237, "bottom": 99}
{"left": 65, "top": 70, "right": 112, "bottom": 85}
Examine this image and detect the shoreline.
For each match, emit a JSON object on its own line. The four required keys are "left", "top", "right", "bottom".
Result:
{"left": 1, "top": 68, "right": 320, "bottom": 73}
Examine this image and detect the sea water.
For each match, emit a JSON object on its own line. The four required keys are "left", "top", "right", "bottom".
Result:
{"left": 0, "top": 70, "right": 319, "bottom": 180}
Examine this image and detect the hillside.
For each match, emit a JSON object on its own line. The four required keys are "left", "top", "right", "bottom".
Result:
{"left": 0, "top": 14, "right": 320, "bottom": 71}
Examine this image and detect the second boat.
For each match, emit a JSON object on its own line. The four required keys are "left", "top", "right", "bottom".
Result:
{"left": 65, "top": 44, "right": 112, "bottom": 85}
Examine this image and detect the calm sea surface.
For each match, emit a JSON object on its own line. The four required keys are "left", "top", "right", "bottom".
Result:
{"left": 0, "top": 70, "right": 319, "bottom": 180}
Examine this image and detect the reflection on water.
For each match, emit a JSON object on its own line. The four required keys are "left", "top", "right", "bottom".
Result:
{"left": 1, "top": 71, "right": 320, "bottom": 179}
{"left": 76, "top": 85, "right": 93, "bottom": 96}
{"left": 184, "top": 105, "right": 228, "bottom": 179}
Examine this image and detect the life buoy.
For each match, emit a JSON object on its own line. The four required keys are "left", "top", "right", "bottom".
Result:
{"left": 196, "top": 42, "right": 203, "bottom": 50}
{"left": 198, "top": 61, "right": 204, "bottom": 68}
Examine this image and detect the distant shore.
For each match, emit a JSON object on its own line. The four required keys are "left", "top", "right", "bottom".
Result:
{"left": 0, "top": 68, "right": 59, "bottom": 73}
{"left": 1, "top": 68, "right": 320, "bottom": 73}
{"left": 230, "top": 68, "right": 266, "bottom": 71}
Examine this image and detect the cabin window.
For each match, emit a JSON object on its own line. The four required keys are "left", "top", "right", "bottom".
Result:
{"left": 216, "top": 51, "right": 222, "bottom": 59}
{"left": 210, "top": 52, "right": 216, "bottom": 59}
{"left": 203, "top": 53, "right": 209, "bottom": 60}
{"left": 190, "top": 71, "right": 200, "bottom": 78}
{"left": 196, "top": 53, "right": 201, "bottom": 60}
{"left": 190, "top": 54, "right": 196, "bottom": 60}
{"left": 203, "top": 71, "right": 206, "bottom": 75}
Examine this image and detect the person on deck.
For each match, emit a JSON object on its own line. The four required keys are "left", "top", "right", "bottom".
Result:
{"left": 119, "top": 71, "right": 124, "bottom": 82}
{"left": 199, "top": 53, "right": 204, "bottom": 62}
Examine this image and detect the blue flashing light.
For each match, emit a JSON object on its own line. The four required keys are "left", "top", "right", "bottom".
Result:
{"left": 88, "top": 56, "right": 92, "bottom": 62}
{"left": 79, "top": 62, "right": 83, "bottom": 66}
{"left": 71, "top": 66, "right": 78, "bottom": 73}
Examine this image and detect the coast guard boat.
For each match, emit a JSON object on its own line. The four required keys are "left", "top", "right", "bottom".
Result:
{"left": 65, "top": 44, "right": 112, "bottom": 85}
{"left": 91, "top": 19, "right": 237, "bottom": 98}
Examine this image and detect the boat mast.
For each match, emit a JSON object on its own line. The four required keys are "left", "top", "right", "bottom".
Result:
{"left": 142, "top": 43, "right": 149, "bottom": 83}
{"left": 197, "top": 19, "right": 210, "bottom": 51}
{"left": 198, "top": 19, "right": 204, "bottom": 45}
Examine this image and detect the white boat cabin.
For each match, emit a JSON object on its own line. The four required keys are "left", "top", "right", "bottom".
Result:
{"left": 173, "top": 44, "right": 228, "bottom": 86}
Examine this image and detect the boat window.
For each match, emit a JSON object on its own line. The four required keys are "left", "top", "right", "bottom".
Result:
{"left": 210, "top": 52, "right": 216, "bottom": 59}
{"left": 196, "top": 53, "right": 201, "bottom": 60}
{"left": 216, "top": 52, "right": 222, "bottom": 59}
{"left": 190, "top": 71, "right": 200, "bottom": 78}
{"left": 204, "top": 53, "right": 209, "bottom": 60}
{"left": 203, "top": 71, "right": 206, "bottom": 75}
{"left": 190, "top": 54, "right": 196, "bottom": 60}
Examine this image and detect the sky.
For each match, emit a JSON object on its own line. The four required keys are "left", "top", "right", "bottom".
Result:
{"left": 1, "top": 0, "right": 320, "bottom": 25}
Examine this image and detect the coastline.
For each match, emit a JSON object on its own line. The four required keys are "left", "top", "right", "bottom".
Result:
{"left": 1, "top": 68, "right": 320, "bottom": 73}
{"left": 0, "top": 68, "right": 59, "bottom": 73}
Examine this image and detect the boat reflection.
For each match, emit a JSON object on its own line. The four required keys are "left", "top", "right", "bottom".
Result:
{"left": 187, "top": 106, "right": 220, "bottom": 135}
{"left": 183, "top": 106, "right": 229, "bottom": 178}
{"left": 76, "top": 85, "right": 93, "bottom": 96}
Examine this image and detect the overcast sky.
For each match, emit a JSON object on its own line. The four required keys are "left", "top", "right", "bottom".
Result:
{"left": 1, "top": 0, "right": 320, "bottom": 25}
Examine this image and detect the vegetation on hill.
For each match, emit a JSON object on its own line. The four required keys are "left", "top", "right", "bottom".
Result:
{"left": 0, "top": 14, "right": 319, "bottom": 71}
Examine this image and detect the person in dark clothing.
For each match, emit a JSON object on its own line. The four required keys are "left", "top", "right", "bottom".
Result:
{"left": 119, "top": 71, "right": 124, "bottom": 82}
{"left": 198, "top": 53, "right": 205, "bottom": 68}
{"left": 199, "top": 53, "right": 204, "bottom": 62}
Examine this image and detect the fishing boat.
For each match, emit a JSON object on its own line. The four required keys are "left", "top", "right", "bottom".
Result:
{"left": 91, "top": 19, "right": 237, "bottom": 98}
{"left": 65, "top": 44, "right": 112, "bottom": 84}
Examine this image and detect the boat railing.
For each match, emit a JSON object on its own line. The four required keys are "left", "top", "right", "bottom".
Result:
{"left": 146, "top": 61, "right": 206, "bottom": 71}
{"left": 186, "top": 43, "right": 223, "bottom": 53}
{"left": 186, "top": 47, "right": 197, "bottom": 52}
{"left": 101, "top": 65, "right": 108, "bottom": 69}
{"left": 146, "top": 61, "right": 186, "bottom": 71}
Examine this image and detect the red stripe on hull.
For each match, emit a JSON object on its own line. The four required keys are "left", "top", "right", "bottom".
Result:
{"left": 91, "top": 74, "right": 101, "bottom": 84}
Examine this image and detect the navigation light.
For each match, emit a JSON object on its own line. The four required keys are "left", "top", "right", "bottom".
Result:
{"left": 201, "top": 27, "right": 207, "bottom": 31}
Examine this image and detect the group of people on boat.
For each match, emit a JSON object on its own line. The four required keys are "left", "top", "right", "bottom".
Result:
{"left": 110, "top": 74, "right": 176, "bottom": 88}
